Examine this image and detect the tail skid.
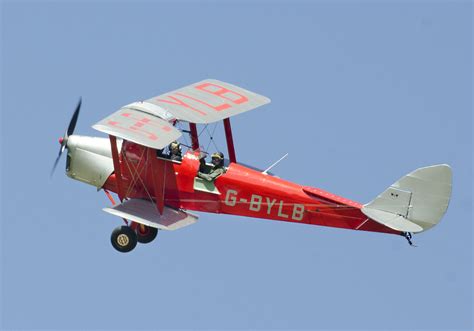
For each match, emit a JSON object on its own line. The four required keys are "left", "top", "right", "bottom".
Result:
{"left": 362, "top": 164, "right": 452, "bottom": 233}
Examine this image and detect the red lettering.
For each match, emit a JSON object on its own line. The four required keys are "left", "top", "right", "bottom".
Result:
{"left": 195, "top": 83, "right": 248, "bottom": 105}
{"left": 107, "top": 120, "right": 158, "bottom": 141}
{"left": 129, "top": 126, "right": 158, "bottom": 140}
{"left": 119, "top": 113, "right": 172, "bottom": 133}
{"left": 175, "top": 92, "right": 230, "bottom": 112}
{"left": 156, "top": 95, "right": 207, "bottom": 116}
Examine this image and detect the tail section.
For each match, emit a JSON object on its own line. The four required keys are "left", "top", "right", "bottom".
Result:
{"left": 362, "top": 164, "right": 452, "bottom": 233}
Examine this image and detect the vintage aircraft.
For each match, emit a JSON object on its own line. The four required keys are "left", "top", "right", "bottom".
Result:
{"left": 52, "top": 79, "right": 452, "bottom": 253}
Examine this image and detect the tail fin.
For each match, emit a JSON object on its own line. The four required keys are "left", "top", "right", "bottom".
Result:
{"left": 361, "top": 164, "right": 452, "bottom": 233}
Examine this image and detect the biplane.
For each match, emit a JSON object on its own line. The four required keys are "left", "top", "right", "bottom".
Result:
{"left": 52, "top": 79, "right": 452, "bottom": 252}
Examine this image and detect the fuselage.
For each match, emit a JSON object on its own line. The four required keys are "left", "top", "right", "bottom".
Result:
{"left": 93, "top": 140, "right": 398, "bottom": 235}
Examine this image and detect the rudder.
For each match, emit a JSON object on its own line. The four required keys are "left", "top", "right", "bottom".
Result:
{"left": 362, "top": 164, "right": 452, "bottom": 233}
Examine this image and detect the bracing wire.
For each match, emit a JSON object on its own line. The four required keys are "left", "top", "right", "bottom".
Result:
{"left": 205, "top": 122, "right": 220, "bottom": 152}
{"left": 176, "top": 121, "right": 190, "bottom": 147}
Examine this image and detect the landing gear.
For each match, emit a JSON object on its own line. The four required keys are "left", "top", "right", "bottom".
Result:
{"left": 110, "top": 224, "right": 159, "bottom": 252}
{"left": 111, "top": 226, "right": 138, "bottom": 253}
{"left": 136, "top": 225, "right": 158, "bottom": 244}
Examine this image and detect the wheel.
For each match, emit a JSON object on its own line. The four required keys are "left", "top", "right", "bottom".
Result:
{"left": 111, "top": 226, "right": 138, "bottom": 253}
{"left": 136, "top": 225, "right": 158, "bottom": 244}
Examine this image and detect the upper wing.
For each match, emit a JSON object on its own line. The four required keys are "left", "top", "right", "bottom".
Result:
{"left": 92, "top": 108, "right": 182, "bottom": 150}
{"left": 140, "top": 79, "right": 271, "bottom": 124}
{"left": 92, "top": 79, "right": 269, "bottom": 146}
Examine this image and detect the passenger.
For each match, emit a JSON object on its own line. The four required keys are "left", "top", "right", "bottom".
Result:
{"left": 168, "top": 141, "right": 182, "bottom": 161}
{"left": 197, "top": 152, "right": 225, "bottom": 182}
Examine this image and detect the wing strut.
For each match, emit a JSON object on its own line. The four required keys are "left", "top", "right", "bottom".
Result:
{"left": 223, "top": 118, "right": 236, "bottom": 163}
{"left": 109, "top": 135, "right": 126, "bottom": 201}
{"left": 148, "top": 148, "right": 165, "bottom": 215}
{"left": 189, "top": 123, "right": 199, "bottom": 150}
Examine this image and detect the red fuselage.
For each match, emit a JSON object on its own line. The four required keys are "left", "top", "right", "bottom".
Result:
{"left": 103, "top": 142, "right": 399, "bottom": 235}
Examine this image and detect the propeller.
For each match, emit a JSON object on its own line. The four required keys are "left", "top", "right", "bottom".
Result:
{"left": 51, "top": 98, "right": 82, "bottom": 177}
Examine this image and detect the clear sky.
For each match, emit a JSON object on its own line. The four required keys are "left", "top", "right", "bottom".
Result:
{"left": 1, "top": 1, "right": 472, "bottom": 330}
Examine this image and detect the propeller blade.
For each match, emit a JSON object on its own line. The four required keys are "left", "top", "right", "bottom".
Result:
{"left": 67, "top": 97, "right": 82, "bottom": 137}
{"left": 50, "top": 152, "right": 62, "bottom": 178}
{"left": 51, "top": 97, "right": 82, "bottom": 178}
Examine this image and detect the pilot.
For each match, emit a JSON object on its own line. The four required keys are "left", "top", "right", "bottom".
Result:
{"left": 168, "top": 141, "right": 182, "bottom": 161}
{"left": 198, "top": 152, "right": 225, "bottom": 182}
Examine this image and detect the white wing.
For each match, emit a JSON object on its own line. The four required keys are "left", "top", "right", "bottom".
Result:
{"left": 142, "top": 79, "right": 270, "bottom": 124}
{"left": 92, "top": 108, "right": 182, "bottom": 149}
{"left": 103, "top": 199, "right": 198, "bottom": 231}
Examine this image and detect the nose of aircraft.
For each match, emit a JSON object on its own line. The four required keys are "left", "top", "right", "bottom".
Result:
{"left": 58, "top": 137, "right": 64, "bottom": 145}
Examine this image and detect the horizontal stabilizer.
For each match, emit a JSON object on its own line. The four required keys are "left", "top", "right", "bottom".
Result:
{"left": 361, "top": 209, "right": 423, "bottom": 233}
{"left": 103, "top": 199, "right": 198, "bottom": 231}
{"left": 362, "top": 164, "right": 452, "bottom": 233}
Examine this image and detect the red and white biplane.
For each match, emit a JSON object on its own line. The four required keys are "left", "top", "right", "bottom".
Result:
{"left": 52, "top": 79, "right": 452, "bottom": 252}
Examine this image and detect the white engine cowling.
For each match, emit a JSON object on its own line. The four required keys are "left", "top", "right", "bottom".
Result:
{"left": 66, "top": 135, "right": 121, "bottom": 188}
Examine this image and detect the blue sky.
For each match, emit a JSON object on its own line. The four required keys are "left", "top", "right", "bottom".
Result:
{"left": 1, "top": 1, "right": 472, "bottom": 330}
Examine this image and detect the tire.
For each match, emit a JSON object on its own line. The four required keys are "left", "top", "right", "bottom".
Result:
{"left": 111, "top": 226, "right": 138, "bottom": 253}
{"left": 136, "top": 225, "right": 158, "bottom": 244}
